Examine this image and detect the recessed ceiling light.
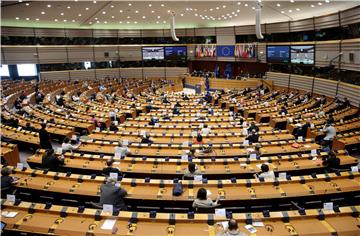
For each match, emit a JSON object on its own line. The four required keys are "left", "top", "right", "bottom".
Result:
{"left": 72, "top": 19, "right": 75, "bottom": 22}
{"left": 296, "top": 8, "right": 300, "bottom": 11}
{"left": 318, "top": 2, "right": 323, "bottom": 5}
{"left": 104, "top": 21, "right": 107, "bottom": 24}
{"left": 226, "top": 13, "right": 230, "bottom": 16}
{"left": 281, "top": 10, "right": 285, "bottom": 13}
{"left": 47, "top": 4, "right": 51, "bottom": 7}
{"left": 63, "top": 19, "right": 67, "bottom": 22}
{"left": 74, "top": 0, "right": 78, "bottom": 2}
{"left": 54, "top": 19, "right": 58, "bottom": 22}
{"left": 151, "top": 10, "right": 155, "bottom": 13}
{"left": 135, "top": 10, "right": 139, "bottom": 13}
{"left": 216, "top": 7, "right": 219, "bottom": 10}
{"left": 102, "top": 11, "right": 106, "bottom": 14}
{"left": 232, "top": 11, "right": 235, "bottom": 14}
{"left": 325, "top": 0, "right": 330, "bottom": 3}
{"left": 229, "top": 15, "right": 232, "bottom": 18}
{"left": 119, "top": 10, "right": 123, "bottom": 13}
{"left": 290, "top": 0, "right": 295, "bottom": 2}
{"left": 78, "top": 14, "right": 82, "bottom": 16}
{"left": 89, "top": 22, "right": 92, "bottom": 24}
{"left": 161, "top": 4, "right": 165, "bottom": 7}
{"left": 288, "top": 9, "right": 292, "bottom": 12}
{"left": 245, "top": 4, "right": 248, "bottom": 7}
{"left": 127, "top": 16, "right": 130, "bottom": 19}
{"left": 167, "top": 10, "right": 171, "bottom": 13}
{"left": 237, "top": 2, "right": 241, "bottom": 5}
{"left": 157, "top": 16, "right": 161, "bottom": 19}
{"left": 156, "top": 21, "right": 159, "bottom": 24}
{"left": 258, "top": 0, "right": 262, "bottom": 2}
{"left": 15, "top": 17, "right": 20, "bottom": 20}
{"left": 237, "top": 9, "right": 240, "bottom": 12}
{"left": 222, "top": 5, "right": 226, "bottom": 8}
{"left": 252, "top": 7, "right": 255, "bottom": 10}
{"left": 276, "top": 3, "right": 281, "bottom": 7}
{"left": 234, "top": 14, "right": 238, "bottom": 16}
{"left": 111, "top": 16, "right": 115, "bottom": 18}
{"left": 41, "top": 11, "right": 45, "bottom": 15}
{"left": 163, "top": 20, "right": 166, "bottom": 23}
{"left": 18, "top": 0, "right": 22, "bottom": 2}
{"left": 126, "top": 21, "right": 130, "bottom": 24}
{"left": 180, "top": 13, "right": 184, "bottom": 16}
{"left": 36, "top": 18, "right": 39, "bottom": 21}
{"left": 96, "top": 20, "right": 100, "bottom": 23}
{"left": 194, "top": 8, "right": 197, "bottom": 11}
{"left": 142, "top": 16, "right": 146, "bottom": 19}
{"left": 95, "top": 17, "right": 98, "bottom": 20}
{"left": 111, "top": 5, "right": 114, "bottom": 8}
{"left": 86, "top": 7, "right": 89, "bottom": 10}
{"left": 119, "top": 21, "right": 122, "bottom": 24}
{"left": 25, "top": 3, "right": 29, "bottom": 6}
{"left": 134, "top": 21, "right": 137, "bottom": 24}
{"left": 93, "top": 0, "right": 96, "bottom": 3}
{"left": 311, "top": 4, "right": 315, "bottom": 7}
{"left": 128, "top": 3, "right": 132, "bottom": 6}
{"left": 148, "top": 4, "right": 152, "bottom": 7}
{"left": 60, "top": 13, "right": 64, "bottom": 16}
{"left": 67, "top": 6, "right": 71, "bottom": 9}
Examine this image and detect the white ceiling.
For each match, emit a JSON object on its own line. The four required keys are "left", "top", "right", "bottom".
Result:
{"left": 1, "top": 0, "right": 360, "bottom": 29}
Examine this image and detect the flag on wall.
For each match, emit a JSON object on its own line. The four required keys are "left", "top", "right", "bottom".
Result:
{"left": 216, "top": 45, "right": 235, "bottom": 57}
{"left": 235, "top": 43, "right": 256, "bottom": 58}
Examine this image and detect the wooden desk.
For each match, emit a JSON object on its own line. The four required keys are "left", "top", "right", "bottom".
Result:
{"left": 0, "top": 142, "right": 20, "bottom": 166}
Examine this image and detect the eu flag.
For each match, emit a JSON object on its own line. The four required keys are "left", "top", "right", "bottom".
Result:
{"left": 216, "top": 45, "right": 235, "bottom": 57}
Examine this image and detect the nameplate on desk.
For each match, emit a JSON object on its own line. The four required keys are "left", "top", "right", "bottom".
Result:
{"left": 181, "top": 155, "right": 188, "bottom": 161}
{"left": 311, "top": 150, "right": 317, "bottom": 156}
{"left": 103, "top": 204, "right": 113, "bottom": 214}
{"left": 243, "top": 140, "right": 249, "bottom": 146}
{"left": 297, "top": 136, "right": 303, "bottom": 142}
{"left": 194, "top": 175, "right": 202, "bottom": 182}
{"left": 215, "top": 208, "right": 226, "bottom": 217}
{"left": 249, "top": 153, "right": 257, "bottom": 159}
{"left": 56, "top": 148, "right": 63, "bottom": 155}
{"left": 109, "top": 172, "right": 118, "bottom": 180}
{"left": 16, "top": 163, "right": 23, "bottom": 170}
{"left": 279, "top": 172, "right": 287, "bottom": 180}
{"left": 310, "top": 123, "right": 315, "bottom": 129}
{"left": 6, "top": 194, "right": 15, "bottom": 202}
{"left": 96, "top": 127, "right": 101, "bottom": 131}
{"left": 351, "top": 166, "right": 359, "bottom": 173}
{"left": 323, "top": 202, "right": 333, "bottom": 211}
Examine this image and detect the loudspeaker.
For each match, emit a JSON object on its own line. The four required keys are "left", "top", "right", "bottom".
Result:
{"left": 104, "top": 52, "right": 109, "bottom": 58}
{"left": 349, "top": 52, "right": 354, "bottom": 63}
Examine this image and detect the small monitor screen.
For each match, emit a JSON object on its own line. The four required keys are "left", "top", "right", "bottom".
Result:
{"left": 164, "top": 46, "right": 187, "bottom": 60}
{"left": 84, "top": 61, "right": 92, "bottom": 69}
{"left": 291, "top": 45, "right": 315, "bottom": 64}
{"left": 0, "top": 64, "right": 10, "bottom": 77}
{"left": 142, "top": 47, "right": 164, "bottom": 60}
{"left": 17, "top": 64, "right": 38, "bottom": 76}
{"left": 267, "top": 46, "right": 290, "bottom": 63}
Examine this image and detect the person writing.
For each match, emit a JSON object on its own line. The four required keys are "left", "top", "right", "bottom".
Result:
{"left": 192, "top": 187, "right": 220, "bottom": 209}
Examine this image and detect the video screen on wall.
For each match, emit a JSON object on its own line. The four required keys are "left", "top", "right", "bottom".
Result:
{"left": 165, "top": 46, "right": 187, "bottom": 60}
{"left": 267, "top": 46, "right": 290, "bottom": 63}
{"left": 235, "top": 43, "right": 256, "bottom": 58}
{"left": 142, "top": 47, "right": 164, "bottom": 60}
{"left": 291, "top": 45, "right": 314, "bottom": 64}
{"left": 195, "top": 44, "right": 216, "bottom": 57}
{"left": 17, "top": 64, "right": 38, "bottom": 76}
{"left": 0, "top": 64, "right": 10, "bottom": 77}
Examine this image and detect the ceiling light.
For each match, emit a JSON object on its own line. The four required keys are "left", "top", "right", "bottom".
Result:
{"left": 18, "top": 0, "right": 22, "bottom": 2}
{"left": 85, "top": 7, "right": 89, "bottom": 10}
{"left": 281, "top": 10, "right": 285, "bottom": 13}
{"left": 63, "top": 19, "right": 67, "bottom": 22}
{"left": 223, "top": 17, "right": 227, "bottom": 20}
{"left": 72, "top": 20, "right": 75, "bottom": 22}
{"left": 135, "top": 10, "right": 139, "bottom": 13}
{"left": 161, "top": 4, "right": 164, "bottom": 7}
{"left": 258, "top": 0, "right": 262, "bottom": 2}
{"left": 290, "top": 0, "right": 294, "bottom": 2}
{"left": 119, "top": 10, "right": 123, "bottom": 13}
{"left": 36, "top": 18, "right": 39, "bottom": 21}
{"left": 25, "top": 3, "right": 29, "bottom": 6}
{"left": 237, "top": 9, "right": 240, "bottom": 12}
{"left": 163, "top": 20, "right": 166, "bottom": 23}
{"left": 148, "top": 4, "right": 152, "bottom": 7}
{"left": 119, "top": 21, "right": 122, "bottom": 23}
{"left": 111, "top": 16, "right": 115, "bottom": 18}
{"left": 232, "top": 11, "right": 235, "bottom": 14}
{"left": 237, "top": 2, "right": 241, "bottom": 5}
{"left": 276, "top": 3, "right": 281, "bottom": 7}
{"left": 318, "top": 2, "right": 323, "bottom": 5}
{"left": 222, "top": 5, "right": 226, "bottom": 8}
{"left": 296, "top": 8, "right": 300, "bottom": 11}
{"left": 54, "top": 19, "right": 58, "bottom": 22}
{"left": 325, "top": 0, "right": 330, "bottom": 3}
{"left": 111, "top": 5, "right": 114, "bottom": 8}
{"left": 93, "top": 0, "right": 96, "bottom": 3}
{"left": 151, "top": 10, "right": 155, "bottom": 13}
{"left": 104, "top": 21, "right": 107, "bottom": 24}
{"left": 142, "top": 16, "right": 146, "bottom": 19}
{"left": 134, "top": 21, "right": 137, "bottom": 24}
{"left": 74, "top": 0, "right": 78, "bottom": 2}
{"left": 67, "top": 6, "right": 71, "bottom": 9}
{"left": 89, "top": 22, "right": 92, "bottom": 24}
{"left": 126, "top": 21, "right": 130, "bottom": 24}
{"left": 167, "top": 10, "right": 171, "bottom": 13}
{"left": 195, "top": 13, "right": 198, "bottom": 16}
{"left": 229, "top": 15, "right": 232, "bottom": 18}
{"left": 127, "top": 16, "right": 130, "bottom": 19}
{"left": 252, "top": 7, "right": 255, "bottom": 10}
{"left": 60, "top": 13, "right": 64, "bottom": 16}
{"left": 102, "top": 11, "right": 106, "bottom": 14}
{"left": 194, "top": 9, "right": 197, "bottom": 11}
{"left": 216, "top": 7, "right": 219, "bottom": 10}
{"left": 245, "top": 3, "right": 248, "bottom": 7}
{"left": 180, "top": 13, "right": 184, "bottom": 16}
{"left": 288, "top": 9, "right": 292, "bottom": 12}
{"left": 95, "top": 17, "right": 98, "bottom": 20}
{"left": 47, "top": 4, "right": 51, "bottom": 7}
{"left": 226, "top": 13, "right": 230, "bottom": 16}
{"left": 128, "top": 3, "right": 132, "bottom": 6}
{"left": 15, "top": 17, "right": 20, "bottom": 20}
{"left": 96, "top": 20, "right": 100, "bottom": 23}
{"left": 234, "top": 14, "right": 238, "bottom": 16}
{"left": 156, "top": 21, "right": 159, "bottom": 24}
{"left": 41, "top": 11, "right": 45, "bottom": 15}
{"left": 311, "top": 4, "right": 315, "bottom": 7}
{"left": 210, "top": 9, "right": 213, "bottom": 11}
{"left": 157, "top": 16, "right": 161, "bottom": 19}
{"left": 78, "top": 14, "right": 82, "bottom": 16}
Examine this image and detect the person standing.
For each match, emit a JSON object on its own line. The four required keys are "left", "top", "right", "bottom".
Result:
{"left": 39, "top": 123, "right": 52, "bottom": 149}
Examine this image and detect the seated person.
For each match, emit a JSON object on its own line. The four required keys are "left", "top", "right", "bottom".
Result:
{"left": 174, "top": 101, "right": 182, "bottom": 108}
{"left": 114, "top": 142, "right": 131, "bottom": 158}
{"left": 216, "top": 218, "right": 248, "bottom": 236}
{"left": 102, "top": 159, "right": 122, "bottom": 177}
{"left": 295, "top": 120, "right": 310, "bottom": 139}
{"left": 183, "top": 162, "right": 201, "bottom": 179}
{"left": 192, "top": 187, "right": 220, "bottom": 209}
{"left": 322, "top": 152, "right": 340, "bottom": 170}
{"left": 182, "top": 94, "right": 190, "bottom": 101}
{"left": 61, "top": 137, "right": 81, "bottom": 153}
{"left": 194, "top": 134, "right": 204, "bottom": 145}
{"left": 247, "top": 121, "right": 258, "bottom": 132}
{"left": 24, "top": 122, "right": 37, "bottom": 132}
{"left": 141, "top": 133, "right": 153, "bottom": 144}
{"left": 109, "top": 122, "right": 119, "bottom": 132}
{"left": 1, "top": 167, "right": 18, "bottom": 196}
{"left": 99, "top": 178, "right": 127, "bottom": 212}
{"left": 201, "top": 124, "right": 211, "bottom": 136}
{"left": 172, "top": 107, "right": 181, "bottom": 115}
{"left": 254, "top": 164, "right": 275, "bottom": 180}
{"left": 79, "top": 130, "right": 92, "bottom": 141}
{"left": 41, "top": 149, "right": 64, "bottom": 171}
{"left": 279, "top": 106, "right": 288, "bottom": 115}
{"left": 162, "top": 112, "right": 171, "bottom": 120}
{"left": 148, "top": 117, "right": 157, "bottom": 126}
{"left": 246, "top": 130, "right": 259, "bottom": 143}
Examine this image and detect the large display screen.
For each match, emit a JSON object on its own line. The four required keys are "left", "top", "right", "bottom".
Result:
{"left": 291, "top": 45, "right": 314, "bottom": 64}
{"left": 235, "top": 43, "right": 256, "bottom": 58}
{"left": 0, "top": 64, "right": 10, "bottom": 77}
{"left": 165, "top": 46, "right": 187, "bottom": 60}
{"left": 267, "top": 46, "right": 290, "bottom": 63}
{"left": 142, "top": 47, "right": 164, "bottom": 60}
{"left": 17, "top": 64, "right": 38, "bottom": 76}
{"left": 195, "top": 44, "right": 216, "bottom": 57}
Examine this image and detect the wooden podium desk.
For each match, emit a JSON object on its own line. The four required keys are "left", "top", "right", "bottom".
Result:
{"left": 0, "top": 142, "right": 20, "bottom": 166}
{"left": 77, "top": 139, "right": 320, "bottom": 157}
{"left": 26, "top": 150, "right": 358, "bottom": 176}
{"left": 2, "top": 200, "right": 359, "bottom": 236}
{"left": 9, "top": 167, "right": 360, "bottom": 203}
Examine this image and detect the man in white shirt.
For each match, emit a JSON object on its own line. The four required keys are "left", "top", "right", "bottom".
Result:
{"left": 254, "top": 164, "right": 275, "bottom": 180}
{"left": 201, "top": 124, "right": 211, "bottom": 136}
{"left": 114, "top": 141, "right": 131, "bottom": 158}
{"left": 61, "top": 137, "right": 81, "bottom": 153}
{"left": 322, "top": 122, "right": 336, "bottom": 147}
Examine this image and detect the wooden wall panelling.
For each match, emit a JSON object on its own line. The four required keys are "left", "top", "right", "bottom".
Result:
{"left": 92, "top": 29, "right": 118, "bottom": 38}
{"left": 194, "top": 27, "right": 216, "bottom": 36}
{"left": 266, "top": 22, "right": 290, "bottom": 34}
{"left": 143, "top": 67, "right": 165, "bottom": 78}
{"left": 313, "top": 77, "right": 338, "bottom": 98}
{"left": 70, "top": 69, "right": 96, "bottom": 80}
{"left": 120, "top": 68, "right": 143, "bottom": 78}
{"left": 40, "top": 71, "right": 70, "bottom": 81}
{"left": 314, "top": 13, "right": 340, "bottom": 30}
{"left": 340, "top": 38, "right": 360, "bottom": 71}
{"left": 95, "top": 68, "right": 120, "bottom": 79}
{"left": 117, "top": 29, "right": 142, "bottom": 38}
{"left": 266, "top": 72, "right": 290, "bottom": 88}
{"left": 315, "top": 41, "right": 340, "bottom": 68}
{"left": 1, "top": 26, "right": 34, "bottom": 37}
{"left": 67, "top": 46, "right": 94, "bottom": 63}
{"left": 289, "top": 74, "right": 313, "bottom": 92}
{"left": 2, "top": 46, "right": 38, "bottom": 64}
{"left": 340, "top": 5, "right": 360, "bottom": 26}
{"left": 93, "top": 46, "right": 119, "bottom": 62}
{"left": 337, "top": 82, "right": 360, "bottom": 105}
{"left": 37, "top": 46, "right": 68, "bottom": 64}
{"left": 65, "top": 29, "right": 93, "bottom": 38}
{"left": 290, "top": 18, "right": 315, "bottom": 32}
{"left": 34, "top": 28, "right": 66, "bottom": 37}
{"left": 118, "top": 46, "right": 142, "bottom": 61}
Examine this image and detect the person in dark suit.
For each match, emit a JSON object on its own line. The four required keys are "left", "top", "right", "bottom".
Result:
{"left": 246, "top": 130, "right": 259, "bottom": 143}
{"left": 25, "top": 122, "right": 38, "bottom": 132}
{"left": 99, "top": 178, "right": 128, "bottom": 212}
{"left": 41, "top": 149, "right": 64, "bottom": 171}
{"left": 141, "top": 133, "right": 153, "bottom": 144}
{"left": 102, "top": 159, "right": 122, "bottom": 177}
{"left": 247, "top": 122, "right": 259, "bottom": 133}
{"left": 39, "top": 123, "right": 52, "bottom": 149}
{"left": 1, "top": 167, "right": 18, "bottom": 196}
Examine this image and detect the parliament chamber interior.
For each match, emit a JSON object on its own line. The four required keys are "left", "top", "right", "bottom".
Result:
{"left": 1, "top": 0, "right": 360, "bottom": 235}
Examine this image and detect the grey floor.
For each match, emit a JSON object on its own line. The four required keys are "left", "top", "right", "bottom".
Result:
{"left": 19, "top": 141, "right": 61, "bottom": 168}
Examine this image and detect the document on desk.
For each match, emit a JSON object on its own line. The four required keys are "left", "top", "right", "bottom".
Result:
{"left": 1, "top": 211, "right": 18, "bottom": 218}
{"left": 101, "top": 219, "right": 117, "bottom": 230}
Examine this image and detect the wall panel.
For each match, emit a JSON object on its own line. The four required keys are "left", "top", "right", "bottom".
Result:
{"left": 67, "top": 46, "right": 94, "bottom": 63}
{"left": 94, "top": 46, "right": 119, "bottom": 62}
{"left": 70, "top": 69, "right": 96, "bottom": 80}
{"left": 143, "top": 67, "right": 165, "bottom": 78}
{"left": 40, "top": 71, "right": 69, "bottom": 81}
{"left": 95, "top": 68, "right": 120, "bottom": 79}
{"left": 117, "top": 30, "right": 141, "bottom": 37}
{"left": 118, "top": 46, "right": 142, "bottom": 61}
{"left": 290, "top": 18, "right": 314, "bottom": 32}
{"left": 93, "top": 29, "right": 117, "bottom": 38}
{"left": 340, "top": 5, "right": 360, "bottom": 25}
{"left": 120, "top": 68, "right": 143, "bottom": 78}
{"left": 289, "top": 74, "right": 313, "bottom": 92}
{"left": 195, "top": 27, "right": 216, "bottom": 36}
{"left": 312, "top": 78, "right": 338, "bottom": 98}
{"left": 315, "top": 41, "right": 340, "bottom": 67}
{"left": 337, "top": 82, "right": 360, "bottom": 105}
{"left": 266, "top": 22, "right": 289, "bottom": 34}
{"left": 65, "top": 29, "right": 92, "bottom": 38}
{"left": 2, "top": 47, "right": 38, "bottom": 64}
{"left": 340, "top": 39, "right": 360, "bottom": 71}
{"left": 314, "top": 13, "right": 340, "bottom": 30}
{"left": 34, "top": 28, "right": 66, "bottom": 37}
{"left": 266, "top": 72, "right": 289, "bottom": 87}
{"left": 38, "top": 47, "right": 68, "bottom": 64}
{"left": 1, "top": 27, "right": 34, "bottom": 37}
